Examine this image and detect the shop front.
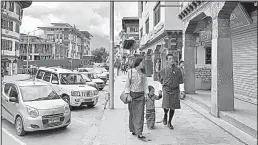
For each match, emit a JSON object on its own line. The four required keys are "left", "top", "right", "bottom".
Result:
{"left": 179, "top": 1, "right": 257, "bottom": 117}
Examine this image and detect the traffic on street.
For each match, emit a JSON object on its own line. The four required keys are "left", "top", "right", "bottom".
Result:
{"left": 2, "top": 76, "right": 109, "bottom": 145}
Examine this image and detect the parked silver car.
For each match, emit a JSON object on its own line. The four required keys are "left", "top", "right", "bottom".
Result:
{"left": 1, "top": 80, "right": 71, "bottom": 136}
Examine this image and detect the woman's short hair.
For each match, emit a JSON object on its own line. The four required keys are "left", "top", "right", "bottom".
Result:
{"left": 133, "top": 57, "right": 144, "bottom": 68}
{"left": 148, "top": 85, "right": 154, "bottom": 92}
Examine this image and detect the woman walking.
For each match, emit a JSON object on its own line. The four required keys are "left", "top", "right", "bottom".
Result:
{"left": 124, "top": 57, "right": 148, "bottom": 141}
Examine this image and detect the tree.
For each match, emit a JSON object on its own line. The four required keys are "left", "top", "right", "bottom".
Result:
{"left": 91, "top": 47, "right": 109, "bottom": 63}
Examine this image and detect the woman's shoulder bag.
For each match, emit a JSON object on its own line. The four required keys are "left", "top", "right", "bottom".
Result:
{"left": 120, "top": 68, "right": 132, "bottom": 104}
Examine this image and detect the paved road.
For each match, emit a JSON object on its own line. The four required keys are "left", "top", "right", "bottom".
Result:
{"left": 2, "top": 84, "right": 109, "bottom": 145}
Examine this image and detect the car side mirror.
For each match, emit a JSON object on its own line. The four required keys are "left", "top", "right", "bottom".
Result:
{"left": 52, "top": 80, "right": 59, "bottom": 84}
{"left": 9, "top": 97, "right": 18, "bottom": 102}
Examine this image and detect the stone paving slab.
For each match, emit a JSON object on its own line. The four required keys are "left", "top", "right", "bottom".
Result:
{"left": 91, "top": 75, "right": 244, "bottom": 145}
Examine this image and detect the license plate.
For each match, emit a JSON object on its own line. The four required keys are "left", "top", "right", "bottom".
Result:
{"left": 84, "top": 99, "right": 92, "bottom": 102}
{"left": 48, "top": 117, "right": 60, "bottom": 124}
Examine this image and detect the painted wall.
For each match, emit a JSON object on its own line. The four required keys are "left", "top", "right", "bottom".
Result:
{"left": 164, "top": 2, "right": 183, "bottom": 30}
{"left": 195, "top": 46, "right": 206, "bottom": 65}
{"left": 139, "top": 2, "right": 165, "bottom": 45}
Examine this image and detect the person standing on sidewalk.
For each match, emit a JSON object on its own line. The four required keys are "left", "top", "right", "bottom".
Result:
{"left": 124, "top": 57, "right": 149, "bottom": 140}
{"left": 179, "top": 60, "right": 186, "bottom": 100}
{"left": 146, "top": 85, "right": 162, "bottom": 129}
{"left": 158, "top": 54, "right": 183, "bottom": 130}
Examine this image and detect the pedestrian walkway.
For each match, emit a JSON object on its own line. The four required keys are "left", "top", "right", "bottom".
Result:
{"left": 91, "top": 74, "right": 244, "bottom": 145}
{"left": 3, "top": 74, "right": 31, "bottom": 82}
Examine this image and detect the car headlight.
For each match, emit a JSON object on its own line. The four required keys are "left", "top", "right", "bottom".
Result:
{"left": 64, "top": 104, "right": 70, "bottom": 113}
{"left": 26, "top": 106, "right": 39, "bottom": 118}
{"left": 94, "top": 90, "right": 99, "bottom": 95}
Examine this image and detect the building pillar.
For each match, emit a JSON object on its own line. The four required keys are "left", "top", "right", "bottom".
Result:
{"left": 183, "top": 33, "right": 195, "bottom": 94}
{"left": 211, "top": 16, "right": 234, "bottom": 117}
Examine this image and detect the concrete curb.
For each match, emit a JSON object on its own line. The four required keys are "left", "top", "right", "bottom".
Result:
{"left": 182, "top": 99, "right": 257, "bottom": 145}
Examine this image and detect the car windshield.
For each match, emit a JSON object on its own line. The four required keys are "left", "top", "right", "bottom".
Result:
{"left": 102, "top": 68, "right": 107, "bottom": 72}
{"left": 78, "top": 69, "right": 87, "bottom": 72}
{"left": 81, "top": 74, "right": 92, "bottom": 82}
{"left": 20, "top": 85, "right": 60, "bottom": 102}
{"left": 86, "top": 68, "right": 94, "bottom": 72}
{"left": 88, "top": 73, "right": 98, "bottom": 79}
{"left": 60, "top": 73, "right": 85, "bottom": 85}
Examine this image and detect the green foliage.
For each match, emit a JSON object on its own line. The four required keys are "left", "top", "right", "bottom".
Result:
{"left": 91, "top": 47, "right": 109, "bottom": 63}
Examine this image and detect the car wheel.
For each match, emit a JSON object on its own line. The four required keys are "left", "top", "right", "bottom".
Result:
{"left": 15, "top": 116, "right": 26, "bottom": 136}
{"left": 62, "top": 95, "right": 72, "bottom": 109}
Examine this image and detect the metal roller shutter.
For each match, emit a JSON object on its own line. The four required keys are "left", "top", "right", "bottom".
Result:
{"left": 231, "top": 13, "right": 257, "bottom": 104}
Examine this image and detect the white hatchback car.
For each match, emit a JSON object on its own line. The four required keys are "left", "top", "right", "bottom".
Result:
{"left": 1, "top": 80, "right": 71, "bottom": 136}
{"left": 35, "top": 67, "right": 99, "bottom": 108}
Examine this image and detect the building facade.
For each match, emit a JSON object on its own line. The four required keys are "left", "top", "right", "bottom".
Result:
{"left": 119, "top": 17, "right": 140, "bottom": 60}
{"left": 38, "top": 23, "right": 92, "bottom": 60}
{"left": 19, "top": 33, "right": 68, "bottom": 61}
{"left": 178, "top": 1, "right": 257, "bottom": 117}
{"left": 1, "top": 1, "right": 32, "bottom": 75}
{"left": 80, "top": 31, "right": 93, "bottom": 56}
{"left": 138, "top": 1, "right": 183, "bottom": 79}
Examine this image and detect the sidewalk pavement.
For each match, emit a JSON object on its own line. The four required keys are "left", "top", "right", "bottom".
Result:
{"left": 90, "top": 74, "right": 244, "bottom": 145}
{"left": 3, "top": 74, "right": 31, "bottom": 82}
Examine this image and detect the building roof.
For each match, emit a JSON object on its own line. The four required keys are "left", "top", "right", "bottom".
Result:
{"left": 122, "top": 17, "right": 139, "bottom": 20}
{"left": 20, "top": 33, "right": 44, "bottom": 40}
{"left": 80, "top": 31, "right": 93, "bottom": 38}
{"left": 17, "top": 1, "right": 32, "bottom": 9}
{"left": 51, "top": 23, "right": 73, "bottom": 27}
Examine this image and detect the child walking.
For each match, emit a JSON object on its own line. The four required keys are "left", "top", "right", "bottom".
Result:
{"left": 146, "top": 85, "right": 162, "bottom": 129}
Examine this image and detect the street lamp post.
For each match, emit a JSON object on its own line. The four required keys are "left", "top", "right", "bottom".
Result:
{"left": 109, "top": 1, "right": 115, "bottom": 109}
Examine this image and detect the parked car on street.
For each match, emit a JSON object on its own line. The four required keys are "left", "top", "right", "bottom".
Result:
{"left": 80, "top": 73, "right": 105, "bottom": 90}
{"left": 35, "top": 67, "right": 99, "bottom": 108}
{"left": 102, "top": 63, "right": 109, "bottom": 71}
{"left": 93, "top": 67, "right": 109, "bottom": 82}
{"left": 78, "top": 67, "right": 108, "bottom": 84}
{"left": 1, "top": 80, "right": 71, "bottom": 136}
{"left": 79, "top": 73, "right": 99, "bottom": 90}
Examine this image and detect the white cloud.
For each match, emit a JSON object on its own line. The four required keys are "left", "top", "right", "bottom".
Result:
{"left": 20, "top": 2, "right": 138, "bottom": 49}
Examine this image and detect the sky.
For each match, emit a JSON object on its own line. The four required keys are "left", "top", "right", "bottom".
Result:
{"left": 20, "top": 2, "right": 138, "bottom": 51}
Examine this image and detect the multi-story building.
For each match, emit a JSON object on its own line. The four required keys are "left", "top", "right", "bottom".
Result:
{"left": 38, "top": 23, "right": 92, "bottom": 60}
{"left": 138, "top": 1, "right": 183, "bottom": 78}
{"left": 118, "top": 17, "right": 139, "bottom": 64}
{"left": 80, "top": 31, "right": 93, "bottom": 56}
{"left": 19, "top": 33, "right": 68, "bottom": 61}
{"left": 120, "top": 17, "right": 139, "bottom": 55}
{"left": 1, "top": 1, "right": 32, "bottom": 75}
